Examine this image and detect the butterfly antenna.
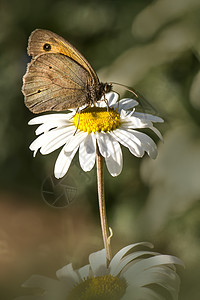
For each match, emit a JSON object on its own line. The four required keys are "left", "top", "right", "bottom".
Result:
{"left": 110, "top": 82, "right": 139, "bottom": 98}
{"left": 110, "top": 81, "right": 158, "bottom": 115}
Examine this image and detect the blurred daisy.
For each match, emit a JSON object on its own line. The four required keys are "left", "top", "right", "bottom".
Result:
{"left": 29, "top": 92, "right": 163, "bottom": 179}
{"left": 15, "top": 242, "right": 183, "bottom": 300}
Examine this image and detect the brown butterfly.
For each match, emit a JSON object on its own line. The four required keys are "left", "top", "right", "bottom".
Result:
{"left": 22, "top": 29, "right": 141, "bottom": 114}
{"left": 22, "top": 29, "right": 115, "bottom": 113}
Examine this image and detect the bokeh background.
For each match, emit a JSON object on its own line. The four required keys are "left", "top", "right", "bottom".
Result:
{"left": 1, "top": 0, "right": 200, "bottom": 299}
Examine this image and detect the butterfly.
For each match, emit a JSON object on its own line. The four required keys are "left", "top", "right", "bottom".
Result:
{"left": 22, "top": 29, "right": 140, "bottom": 114}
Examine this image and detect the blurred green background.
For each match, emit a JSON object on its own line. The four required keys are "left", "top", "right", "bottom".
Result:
{"left": 1, "top": 0, "right": 200, "bottom": 299}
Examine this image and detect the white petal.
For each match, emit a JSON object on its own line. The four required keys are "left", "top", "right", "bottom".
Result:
{"left": 40, "top": 127, "right": 75, "bottom": 155}
{"left": 133, "top": 111, "right": 164, "bottom": 123}
{"left": 104, "top": 138, "right": 122, "bottom": 176}
{"left": 132, "top": 266, "right": 180, "bottom": 299}
{"left": 96, "top": 132, "right": 117, "bottom": 158}
{"left": 149, "top": 126, "right": 163, "bottom": 141}
{"left": 128, "top": 129, "right": 158, "bottom": 159}
{"left": 110, "top": 242, "right": 153, "bottom": 275}
{"left": 121, "top": 114, "right": 150, "bottom": 129}
{"left": 79, "top": 133, "right": 96, "bottom": 172}
{"left": 96, "top": 132, "right": 109, "bottom": 158}
{"left": 111, "top": 251, "right": 158, "bottom": 277}
{"left": 122, "top": 265, "right": 181, "bottom": 300}
{"left": 111, "top": 129, "right": 144, "bottom": 157}
{"left": 106, "top": 92, "right": 119, "bottom": 106}
{"left": 122, "top": 286, "right": 165, "bottom": 300}
{"left": 88, "top": 249, "right": 108, "bottom": 276}
{"left": 122, "top": 115, "right": 163, "bottom": 141}
{"left": 77, "top": 264, "right": 91, "bottom": 281}
{"left": 123, "top": 255, "right": 183, "bottom": 283}
{"left": 96, "top": 101, "right": 107, "bottom": 108}
{"left": 18, "top": 274, "right": 68, "bottom": 300}
{"left": 96, "top": 132, "right": 123, "bottom": 176}
{"left": 114, "top": 98, "right": 138, "bottom": 112}
{"left": 105, "top": 151, "right": 122, "bottom": 176}
{"left": 35, "top": 119, "right": 72, "bottom": 135}
{"left": 54, "top": 146, "right": 78, "bottom": 179}
{"left": 78, "top": 103, "right": 88, "bottom": 111}
{"left": 112, "top": 128, "right": 158, "bottom": 159}
{"left": 56, "top": 263, "right": 79, "bottom": 287}
{"left": 97, "top": 92, "right": 118, "bottom": 108}
{"left": 29, "top": 126, "right": 74, "bottom": 156}
{"left": 28, "top": 113, "right": 72, "bottom": 125}
{"left": 29, "top": 133, "right": 53, "bottom": 156}
{"left": 63, "top": 131, "right": 88, "bottom": 152}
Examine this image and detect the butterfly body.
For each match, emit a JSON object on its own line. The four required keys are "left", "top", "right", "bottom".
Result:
{"left": 22, "top": 29, "right": 112, "bottom": 113}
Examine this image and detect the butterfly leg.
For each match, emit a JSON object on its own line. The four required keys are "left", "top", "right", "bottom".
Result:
{"left": 102, "top": 94, "right": 119, "bottom": 125}
{"left": 73, "top": 109, "right": 81, "bottom": 136}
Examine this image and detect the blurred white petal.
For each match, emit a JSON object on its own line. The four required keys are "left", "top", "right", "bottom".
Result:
{"left": 16, "top": 243, "right": 182, "bottom": 300}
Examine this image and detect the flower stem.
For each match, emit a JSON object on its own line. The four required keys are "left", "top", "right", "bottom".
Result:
{"left": 96, "top": 145, "right": 112, "bottom": 264}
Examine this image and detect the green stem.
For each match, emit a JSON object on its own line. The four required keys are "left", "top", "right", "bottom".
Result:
{"left": 96, "top": 145, "right": 112, "bottom": 264}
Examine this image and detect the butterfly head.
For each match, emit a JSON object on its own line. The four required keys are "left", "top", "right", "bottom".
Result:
{"left": 103, "top": 82, "right": 112, "bottom": 94}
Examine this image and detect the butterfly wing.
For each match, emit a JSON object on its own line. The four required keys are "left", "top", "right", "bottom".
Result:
{"left": 22, "top": 29, "right": 102, "bottom": 113}
{"left": 27, "top": 29, "right": 99, "bottom": 84}
{"left": 23, "top": 52, "right": 93, "bottom": 113}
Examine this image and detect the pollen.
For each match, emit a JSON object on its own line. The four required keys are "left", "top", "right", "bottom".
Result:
{"left": 66, "top": 274, "right": 127, "bottom": 300}
{"left": 73, "top": 107, "right": 121, "bottom": 133}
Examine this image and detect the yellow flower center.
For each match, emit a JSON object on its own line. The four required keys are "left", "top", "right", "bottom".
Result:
{"left": 73, "top": 107, "right": 121, "bottom": 133}
{"left": 66, "top": 274, "right": 127, "bottom": 300}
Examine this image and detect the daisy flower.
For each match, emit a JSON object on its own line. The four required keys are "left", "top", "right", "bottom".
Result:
{"left": 15, "top": 242, "right": 183, "bottom": 300}
{"left": 28, "top": 92, "right": 163, "bottom": 179}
